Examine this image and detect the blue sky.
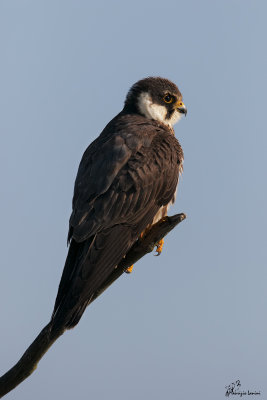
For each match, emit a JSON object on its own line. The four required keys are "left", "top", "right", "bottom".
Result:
{"left": 0, "top": 1, "right": 266, "bottom": 399}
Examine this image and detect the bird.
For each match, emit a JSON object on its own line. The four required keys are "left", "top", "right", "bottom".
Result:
{"left": 51, "top": 77, "right": 187, "bottom": 332}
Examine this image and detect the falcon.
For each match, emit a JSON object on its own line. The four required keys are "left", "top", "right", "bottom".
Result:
{"left": 51, "top": 77, "right": 187, "bottom": 331}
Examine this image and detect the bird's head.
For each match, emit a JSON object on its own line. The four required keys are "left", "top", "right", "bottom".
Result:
{"left": 124, "top": 77, "right": 187, "bottom": 127}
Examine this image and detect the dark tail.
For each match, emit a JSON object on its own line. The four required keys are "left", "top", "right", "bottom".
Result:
{"left": 50, "top": 225, "right": 134, "bottom": 332}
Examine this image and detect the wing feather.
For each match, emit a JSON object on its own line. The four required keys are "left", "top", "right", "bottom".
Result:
{"left": 52, "top": 114, "right": 183, "bottom": 330}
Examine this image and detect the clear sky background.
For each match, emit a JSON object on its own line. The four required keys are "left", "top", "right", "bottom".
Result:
{"left": 0, "top": 1, "right": 266, "bottom": 399}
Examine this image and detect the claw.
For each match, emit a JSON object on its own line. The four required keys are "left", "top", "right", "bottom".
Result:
{"left": 139, "top": 230, "right": 146, "bottom": 239}
{"left": 155, "top": 238, "right": 164, "bottom": 256}
{"left": 125, "top": 265, "right": 133, "bottom": 274}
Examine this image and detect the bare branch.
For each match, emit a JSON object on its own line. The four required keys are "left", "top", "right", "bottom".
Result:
{"left": 0, "top": 213, "right": 186, "bottom": 398}
{"left": 90, "top": 213, "right": 186, "bottom": 302}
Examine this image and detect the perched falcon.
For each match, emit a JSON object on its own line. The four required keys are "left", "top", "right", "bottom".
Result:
{"left": 51, "top": 77, "right": 187, "bottom": 331}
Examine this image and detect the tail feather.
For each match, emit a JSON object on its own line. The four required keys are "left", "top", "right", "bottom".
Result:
{"left": 51, "top": 205, "right": 159, "bottom": 332}
{"left": 51, "top": 225, "right": 132, "bottom": 331}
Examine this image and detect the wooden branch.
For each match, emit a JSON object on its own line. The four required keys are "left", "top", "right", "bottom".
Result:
{"left": 90, "top": 213, "right": 186, "bottom": 303}
{"left": 0, "top": 213, "right": 186, "bottom": 398}
{"left": 0, "top": 323, "right": 64, "bottom": 398}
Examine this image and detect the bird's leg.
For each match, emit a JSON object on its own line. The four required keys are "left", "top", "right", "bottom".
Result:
{"left": 125, "top": 265, "right": 133, "bottom": 274}
{"left": 139, "top": 230, "right": 146, "bottom": 239}
{"left": 125, "top": 229, "right": 149, "bottom": 273}
{"left": 155, "top": 238, "right": 164, "bottom": 256}
{"left": 125, "top": 226, "right": 165, "bottom": 272}
{"left": 154, "top": 216, "right": 168, "bottom": 256}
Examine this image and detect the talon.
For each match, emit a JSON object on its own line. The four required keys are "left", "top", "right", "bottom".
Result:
{"left": 155, "top": 238, "right": 164, "bottom": 256}
{"left": 125, "top": 265, "right": 134, "bottom": 274}
{"left": 139, "top": 229, "right": 147, "bottom": 239}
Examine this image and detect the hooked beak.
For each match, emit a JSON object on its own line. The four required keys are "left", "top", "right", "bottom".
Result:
{"left": 175, "top": 100, "right": 187, "bottom": 116}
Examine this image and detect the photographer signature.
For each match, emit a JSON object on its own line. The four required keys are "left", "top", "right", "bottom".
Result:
{"left": 225, "top": 380, "right": 261, "bottom": 397}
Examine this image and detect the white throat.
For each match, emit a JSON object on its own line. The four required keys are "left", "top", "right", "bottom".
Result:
{"left": 137, "top": 92, "right": 182, "bottom": 127}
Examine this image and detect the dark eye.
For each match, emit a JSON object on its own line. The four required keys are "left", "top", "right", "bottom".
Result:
{"left": 163, "top": 94, "right": 173, "bottom": 104}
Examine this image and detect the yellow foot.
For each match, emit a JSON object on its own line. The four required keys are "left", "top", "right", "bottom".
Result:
{"left": 139, "top": 229, "right": 147, "bottom": 239}
{"left": 125, "top": 265, "right": 134, "bottom": 274}
{"left": 155, "top": 238, "right": 164, "bottom": 256}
